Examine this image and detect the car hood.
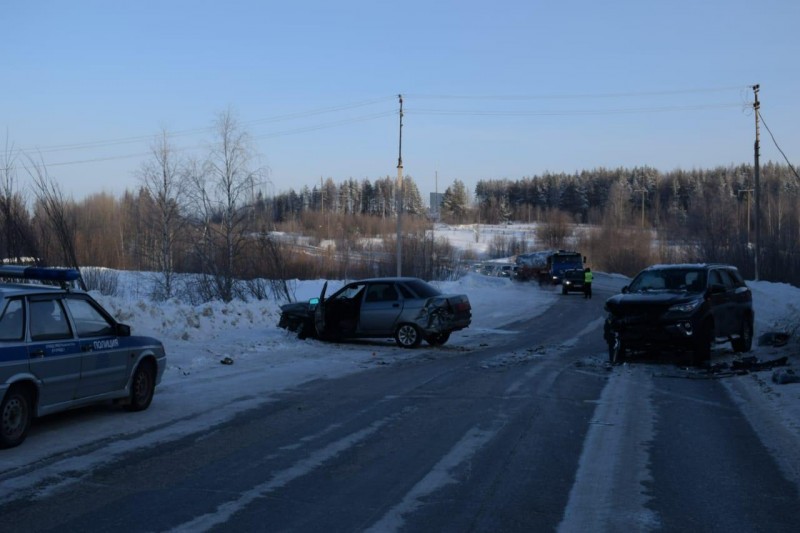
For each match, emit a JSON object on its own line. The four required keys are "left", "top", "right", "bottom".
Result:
{"left": 605, "top": 291, "right": 699, "bottom": 313}
{"left": 280, "top": 301, "right": 312, "bottom": 315}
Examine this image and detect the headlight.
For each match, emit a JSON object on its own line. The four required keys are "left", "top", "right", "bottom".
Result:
{"left": 669, "top": 299, "right": 702, "bottom": 313}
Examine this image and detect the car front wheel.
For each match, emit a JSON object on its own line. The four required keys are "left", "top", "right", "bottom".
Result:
{"left": 126, "top": 361, "right": 155, "bottom": 412}
{"left": 1, "top": 387, "right": 33, "bottom": 449}
{"left": 395, "top": 324, "right": 422, "bottom": 348}
{"left": 731, "top": 319, "right": 753, "bottom": 353}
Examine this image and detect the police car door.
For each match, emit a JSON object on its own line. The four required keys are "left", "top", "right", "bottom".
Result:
{"left": 64, "top": 295, "right": 130, "bottom": 399}
{"left": 26, "top": 296, "right": 82, "bottom": 408}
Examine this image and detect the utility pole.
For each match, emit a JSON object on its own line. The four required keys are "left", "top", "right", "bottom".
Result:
{"left": 396, "top": 94, "right": 404, "bottom": 277}
{"left": 753, "top": 84, "right": 760, "bottom": 281}
{"left": 434, "top": 170, "right": 439, "bottom": 221}
{"left": 634, "top": 188, "right": 646, "bottom": 228}
{"left": 738, "top": 189, "right": 753, "bottom": 244}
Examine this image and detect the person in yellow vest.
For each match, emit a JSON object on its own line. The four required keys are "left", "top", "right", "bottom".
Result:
{"left": 583, "top": 267, "right": 593, "bottom": 299}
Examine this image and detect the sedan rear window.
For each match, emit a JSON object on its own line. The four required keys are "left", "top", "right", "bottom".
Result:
{"left": 401, "top": 279, "right": 441, "bottom": 298}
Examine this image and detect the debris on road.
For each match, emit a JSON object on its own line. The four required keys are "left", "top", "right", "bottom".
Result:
{"left": 772, "top": 369, "right": 800, "bottom": 385}
{"left": 757, "top": 331, "right": 791, "bottom": 347}
{"left": 650, "top": 355, "right": 792, "bottom": 380}
{"left": 731, "top": 356, "right": 788, "bottom": 372}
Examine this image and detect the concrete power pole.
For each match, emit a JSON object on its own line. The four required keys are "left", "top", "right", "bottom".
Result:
{"left": 396, "top": 94, "right": 404, "bottom": 277}
{"left": 753, "top": 84, "right": 760, "bottom": 281}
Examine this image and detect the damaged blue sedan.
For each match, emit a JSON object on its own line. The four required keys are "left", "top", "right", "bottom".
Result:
{"left": 278, "top": 277, "right": 472, "bottom": 348}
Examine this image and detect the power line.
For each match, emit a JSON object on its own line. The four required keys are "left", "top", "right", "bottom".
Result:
{"left": 405, "top": 85, "right": 748, "bottom": 101}
{"left": 20, "top": 96, "right": 397, "bottom": 155}
{"left": 406, "top": 103, "right": 742, "bottom": 117}
{"left": 36, "top": 111, "right": 397, "bottom": 168}
{"left": 757, "top": 110, "right": 800, "bottom": 181}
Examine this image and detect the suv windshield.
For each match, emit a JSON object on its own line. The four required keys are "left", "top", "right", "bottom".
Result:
{"left": 628, "top": 268, "right": 706, "bottom": 293}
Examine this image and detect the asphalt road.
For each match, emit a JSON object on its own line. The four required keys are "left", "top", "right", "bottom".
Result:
{"left": 2, "top": 282, "right": 798, "bottom": 532}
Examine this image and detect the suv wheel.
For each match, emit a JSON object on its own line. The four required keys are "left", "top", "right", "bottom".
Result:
{"left": 731, "top": 318, "right": 753, "bottom": 353}
{"left": 608, "top": 332, "right": 626, "bottom": 364}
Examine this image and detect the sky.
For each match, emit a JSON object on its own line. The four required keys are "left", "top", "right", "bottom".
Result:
{"left": 1, "top": 225, "right": 798, "bottom": 523}
{"left": 3, "top": 0, "right": 799, "bottom": 202}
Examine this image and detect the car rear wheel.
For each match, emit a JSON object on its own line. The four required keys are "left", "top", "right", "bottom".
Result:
{"left": 1, "top": 386, "right": 33, "bottom": 449}
{"left": 426, "top": 332, "right": 450, "bottom": 346}
{"left": 395, "top": 324, "right": 422, "bottom": 348}
{"left": 608, "top": 332, "right": 626, "bottom": 364}
{"left": 126, "top": 361, "right": 155, "bottom": 412}
{"left": 731, "top": 318, "right": 753, "bottom": 353}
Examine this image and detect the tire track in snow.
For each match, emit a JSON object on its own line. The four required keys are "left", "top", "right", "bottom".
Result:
{"left": 558, "top": 365, "right": 659, "bottom": 532}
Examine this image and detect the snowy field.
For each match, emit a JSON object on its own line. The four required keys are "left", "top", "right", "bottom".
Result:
{"left": 1, "top": 224, "right": 798, "bottom": 497}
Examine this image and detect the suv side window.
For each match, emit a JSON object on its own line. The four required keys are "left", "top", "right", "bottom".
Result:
{"left": 64, "top": 297, "right": 115, "bottom": 337}
{"left": 709, "top": 269, "right": 733, "bottom": 290}
{"left": 725, "top": 269, "right": 746, "bottom": 288}
{"left": 29, "top": 298, "right": 73, "bottom": 341}
{"left": 0, "top": 298, "right": 24, "bottom": 341}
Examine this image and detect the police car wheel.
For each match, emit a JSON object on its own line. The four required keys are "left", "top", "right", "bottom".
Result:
{"left": 1, "top": 387, "right": 32, "bottom": 449}
{"left": 127, "top": 362, "right": 155, "bottom": 412}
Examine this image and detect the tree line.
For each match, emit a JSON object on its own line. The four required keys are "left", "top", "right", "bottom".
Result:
{"left": 3, "top": 112, "right": 799, "bottom": 294}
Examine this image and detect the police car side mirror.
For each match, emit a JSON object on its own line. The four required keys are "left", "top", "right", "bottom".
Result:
{"left": 621, "top": 285, "right": 629, "bottom": 294}
{"left": 115, "top": 323, "right": 131, "bottom": 337}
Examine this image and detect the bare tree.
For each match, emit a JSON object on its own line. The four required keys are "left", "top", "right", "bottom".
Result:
{"left": 26, "top": 155, "right": 86, "bottom": 288}
{"left": 138, "top": 129, "right": 188, "bottom": 300}
{"left": 188, "top": 109, "right": 263, "bottom": 302}
{"left": 1, "top": 137, "right": 37, "bottom": 262}
{"left": 535, "top": 209, "right": 573, "bottom": 249}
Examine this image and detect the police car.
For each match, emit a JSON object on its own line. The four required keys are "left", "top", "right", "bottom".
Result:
{"left": 0, "top": 266, "right": 167, "bottom": 448}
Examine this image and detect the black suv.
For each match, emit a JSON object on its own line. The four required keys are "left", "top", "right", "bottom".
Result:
{"left": 603, "top": 263, "right": 753, "bottom": 365}
{"left": 561, "top": 269, "right": 586, "bottom": 295}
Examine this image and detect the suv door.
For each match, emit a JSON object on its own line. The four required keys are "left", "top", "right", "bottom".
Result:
{"left": 64, "top": 295, "right": 131, "bottom": 398}
{"left": 707, "top": 269, "right": 735, "bottom": 336}
{"left": 26, "top": 296, "right": 81, "bottom": 409}
{"left": 720, "top": 268, "right": 752, "bottom": 330}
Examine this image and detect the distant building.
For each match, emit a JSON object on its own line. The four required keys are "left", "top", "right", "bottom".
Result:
{"left": 429, "top": 192, "right": 444, "bottom": 220}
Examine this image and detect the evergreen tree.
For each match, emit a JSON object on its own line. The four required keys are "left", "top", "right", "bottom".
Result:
{"left": 441, "top": 180, "right": 469, "bottom": 223}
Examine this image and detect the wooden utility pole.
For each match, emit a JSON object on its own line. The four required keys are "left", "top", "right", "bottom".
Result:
{"left": 738, "top": 188, "right": 753, "bottom": 244}
{"left": 753, "top": 84, "right": 760, "bottom": 281}
{"left": 396, "top": 94, "right": 404, "bottom": 277}
{"left": 634, "top": 188, "right": 646, "bottom": 228}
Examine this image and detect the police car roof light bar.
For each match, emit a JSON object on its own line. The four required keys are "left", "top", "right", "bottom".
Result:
{"left": 0, "top": 265, "right": 81, "bottom": 283}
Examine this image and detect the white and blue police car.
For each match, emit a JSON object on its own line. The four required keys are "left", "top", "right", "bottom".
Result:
{"left": 0, "top": 266, "right": 167, "bottom": 448}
